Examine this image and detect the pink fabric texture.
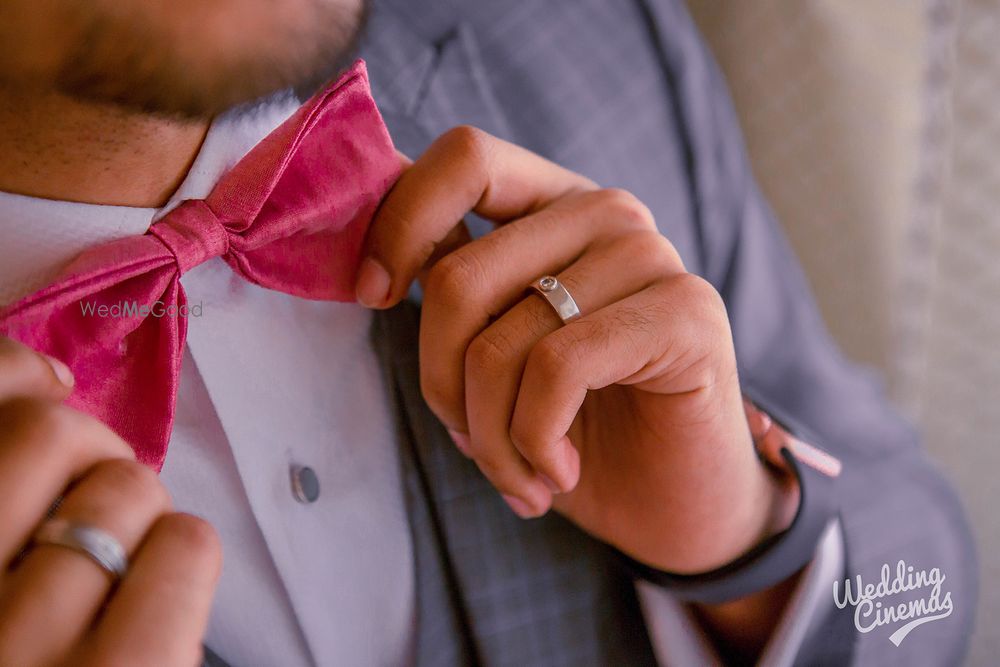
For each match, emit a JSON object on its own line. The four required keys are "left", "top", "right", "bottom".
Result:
{"left": 0, "top": 61, "right": 401, "bottom": 470}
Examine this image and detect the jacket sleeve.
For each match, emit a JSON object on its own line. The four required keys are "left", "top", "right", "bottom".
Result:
{"left": 655, "top": 1, "right": 979, "bottom": 663}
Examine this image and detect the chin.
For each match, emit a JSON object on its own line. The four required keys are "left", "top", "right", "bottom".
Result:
{"left": 50, "top": 0, "right": 368, "bottom": 118}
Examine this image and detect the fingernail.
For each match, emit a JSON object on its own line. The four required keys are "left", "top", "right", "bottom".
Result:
{"left": 447, "top": 429, "right": 472, "bottom": 457}
{"left": 43, "top": 354, "right": 74, "bottom": 388}
{"left": 749, "top": 411, "right": 772, "bottom": 440}
{"left": 745, "top": 403, "right": 772, "bottom": 439}
{"left": 501, "top": 494, "right": 536, "bottom": 519}
{"left": 538, "top": 473, "right": 562, "bottom": 494}
{"left": 355, "top": 257, "right": 391, "bottom": 308}
{"left": 759, "top": 412, "right": 772, "bottom": 434}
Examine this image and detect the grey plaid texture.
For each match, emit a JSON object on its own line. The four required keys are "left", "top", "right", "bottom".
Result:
{"left": 356, "top": 0, "right": 977, "bottom": 665}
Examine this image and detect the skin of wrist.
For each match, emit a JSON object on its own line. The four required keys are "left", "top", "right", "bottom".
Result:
{"left": 716, "top": 444, "right": 802, "bottom": 570}
{"left": 680, "top": 395, "right": 804, "bottom": 574}
{"left": 635, "top": 405, "right": 801, "bottom": 575}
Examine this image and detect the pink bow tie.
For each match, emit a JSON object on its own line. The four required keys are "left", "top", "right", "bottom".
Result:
{"left": 0, "top": 61, "right": 400, "bottom": 470}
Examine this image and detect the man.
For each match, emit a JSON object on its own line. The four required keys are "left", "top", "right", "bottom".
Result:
{"left": 0, "top": 0, "right": 976, "bottom": 666}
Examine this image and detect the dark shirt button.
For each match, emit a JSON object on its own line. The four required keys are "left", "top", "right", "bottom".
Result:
{"left": 290, "top": 465, "right": 320, "bottom": 504}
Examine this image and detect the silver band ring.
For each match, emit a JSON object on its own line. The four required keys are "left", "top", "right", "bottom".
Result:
{"left": 529, "top": 275, "right": 582, "bottom": 324}
{"left": 32, "top": 518, "right": 128, "bottom": 579}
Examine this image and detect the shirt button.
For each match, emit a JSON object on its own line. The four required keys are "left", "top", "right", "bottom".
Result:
{"left": 290, "top": 465, "right": 320, "bottom": 504}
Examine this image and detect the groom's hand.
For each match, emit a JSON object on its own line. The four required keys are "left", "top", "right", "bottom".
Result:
{"left": 357, "top": 126, "right": 799, "bottom": 576}
{"left": 0, "top": 337, "right": 221, "bottom": 666}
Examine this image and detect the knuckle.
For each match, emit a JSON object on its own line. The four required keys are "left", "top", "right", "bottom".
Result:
{"left": 89, "top": 458, "right": 171, "bottom": 510}
{"left": 528, "top": 335, "right": 575, "bottom": 382}
{"left": 425, "top": 250, "right": 487, "bottom": 305}
{"left": 629, "top": 229, "right": 683, "bottom": 268}
{"left": 661, "top": 273, "right": 734, "bottom": 376}
{"left": 599, "top": 188, "right": 656, "bottom": 230}
{"left": 159, "top": 513, "right": 222, "bottom": 564}
{"left": 676, "top": 273, "right": 728, "bottom": 324}
{"left": 439, "top": 125, "right": 493, "bottom": 165}
{"left": 467, "top": 327, "right": 518, "bottom": 375}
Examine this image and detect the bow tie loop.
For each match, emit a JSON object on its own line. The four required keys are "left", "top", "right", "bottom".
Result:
{"left": 148, "top": 199, "right": 231, "bottom": 275}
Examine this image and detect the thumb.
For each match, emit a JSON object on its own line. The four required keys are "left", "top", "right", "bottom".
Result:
{"left": 0, "top": 336, "right": 74, "bottom": 403}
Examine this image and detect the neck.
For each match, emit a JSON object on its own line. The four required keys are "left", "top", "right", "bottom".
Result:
{"left": 0, "top": 89, "right": 209, "bottom": 208}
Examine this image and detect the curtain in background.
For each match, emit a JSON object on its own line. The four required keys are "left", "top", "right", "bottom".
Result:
{"left": 685, "top": 1, "right": 999, "bottom": 663}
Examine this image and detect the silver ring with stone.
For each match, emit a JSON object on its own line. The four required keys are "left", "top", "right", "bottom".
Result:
{"left": 32, "top": 518, "right": 129, "bottom": 579}
{"left": 528, "top": 275, "right": 582, "bottom": 325}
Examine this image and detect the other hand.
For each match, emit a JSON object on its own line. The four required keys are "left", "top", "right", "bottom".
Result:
{"left": 0, "top": 337, "right": 221, "bottom": 666}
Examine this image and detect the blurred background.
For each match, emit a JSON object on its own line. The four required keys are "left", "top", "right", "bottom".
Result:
{"left": 685, "top": 0, "right": 998, "bottom": 663}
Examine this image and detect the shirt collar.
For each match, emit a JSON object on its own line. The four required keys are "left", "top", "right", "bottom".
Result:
{"left": 0, "top": 92, "right": 300, "bottom": 306}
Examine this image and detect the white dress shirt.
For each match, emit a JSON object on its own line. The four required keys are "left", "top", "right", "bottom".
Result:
{"left": 0, "top": 92, "right": 839, "bottom": 667}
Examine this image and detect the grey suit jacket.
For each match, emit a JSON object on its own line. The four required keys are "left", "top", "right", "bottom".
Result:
{"left": 211, "top": 0, "right": 978, "bottom": 664}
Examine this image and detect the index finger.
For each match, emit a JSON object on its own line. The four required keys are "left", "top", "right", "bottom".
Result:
{"left": 356, "top": 125, "right": 596, "bottom": 308}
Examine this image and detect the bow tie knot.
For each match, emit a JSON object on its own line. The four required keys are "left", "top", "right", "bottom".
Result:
{"left": 0, "top": 61, "right": 400, "bottom": 470}
{"left": 148, "top": 200, "right": 231, "bottom": 275}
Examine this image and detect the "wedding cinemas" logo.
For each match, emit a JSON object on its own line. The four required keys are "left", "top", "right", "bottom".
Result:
{"left": 833, "top": 559, "right": 953, "bottom": 646}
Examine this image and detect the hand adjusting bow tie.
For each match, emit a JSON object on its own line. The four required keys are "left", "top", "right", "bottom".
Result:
{"left": 0, "top": 60, "right": 401, "bottom": 471}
